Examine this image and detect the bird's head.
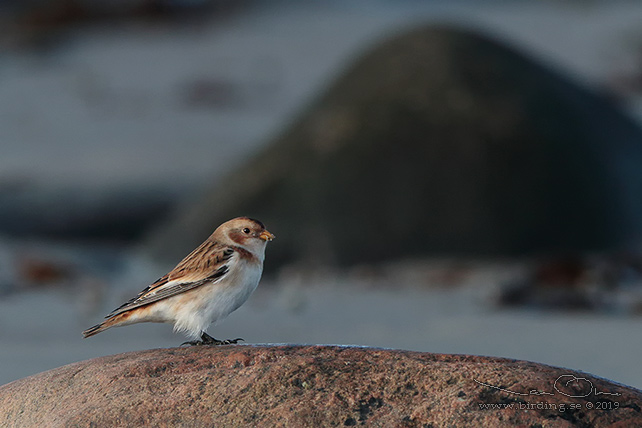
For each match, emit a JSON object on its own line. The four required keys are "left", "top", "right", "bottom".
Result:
{"left": 215, "top": 217, "right": 275, "bottom": 258}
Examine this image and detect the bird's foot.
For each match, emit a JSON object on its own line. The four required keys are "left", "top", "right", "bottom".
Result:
{"left": 202, "top": 331, "right": 244, "bottom": 345}
{"left": 181, "top": 332, "right": 244, "bottom": 346}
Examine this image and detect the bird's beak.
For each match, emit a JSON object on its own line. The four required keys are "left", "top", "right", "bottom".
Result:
{"left": 259, "top": 230, "right": 275, "bottom": 242}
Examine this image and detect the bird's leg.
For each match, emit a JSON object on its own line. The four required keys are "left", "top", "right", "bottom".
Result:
{"left": 201, "top": 332, "right": 244, "bottom": 345}
{"left": 180, "top": 338, "right": 203, "bottom": 346}
{"left": 180, "top": 332, "right": 210, "bottom": 346}
{"left": 181, "top": 332, "right": 244, "bottom": 346}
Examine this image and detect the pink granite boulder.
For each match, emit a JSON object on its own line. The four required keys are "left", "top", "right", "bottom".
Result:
{"left": 0, "top": 345, "right": 640, "bottom": 427}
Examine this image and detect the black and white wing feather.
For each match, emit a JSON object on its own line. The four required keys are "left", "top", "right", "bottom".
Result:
{"left": 106, "top": 243, "right": 235, "bottom": 318}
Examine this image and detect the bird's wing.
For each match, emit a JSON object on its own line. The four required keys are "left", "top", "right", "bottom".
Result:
{"left": 106, "top": 241, "right": 234, "bottom": 318}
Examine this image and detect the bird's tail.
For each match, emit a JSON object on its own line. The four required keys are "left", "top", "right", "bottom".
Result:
{"left": 82, "top": 313, "right": 127, "bottom": 338}
{"left": 82, "top": 322, "right": 109, "bottom": 338}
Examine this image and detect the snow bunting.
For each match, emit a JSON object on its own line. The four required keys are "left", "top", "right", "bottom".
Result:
{"left": 83, "top": 217, "right": 274, "bottom": 345}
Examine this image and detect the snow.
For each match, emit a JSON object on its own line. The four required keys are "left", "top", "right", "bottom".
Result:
{"left": 1, "top": 279, "right": 640, "bottom": 390}
{"left": 1, "top": 1, "right": 641, "bottom": 189}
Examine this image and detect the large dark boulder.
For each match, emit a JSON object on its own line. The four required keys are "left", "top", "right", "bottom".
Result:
{"left": 145, "top": 26, "right": 642, "bottom": 269}
{"left": 0, "top": 345, "right": 640, "bottom": 427}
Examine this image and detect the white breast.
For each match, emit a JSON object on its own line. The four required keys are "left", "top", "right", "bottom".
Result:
{"left": 168, "top": 253, "right": 263, "bottom": 339}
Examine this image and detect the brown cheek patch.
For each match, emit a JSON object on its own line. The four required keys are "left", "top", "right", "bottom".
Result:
{"left": 229, "top": 230, "right": 248, "bottom": 245}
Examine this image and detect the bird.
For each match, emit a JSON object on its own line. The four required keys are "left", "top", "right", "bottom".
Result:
{"left": 82, "top": 217, "right": 274, "bottom": 345}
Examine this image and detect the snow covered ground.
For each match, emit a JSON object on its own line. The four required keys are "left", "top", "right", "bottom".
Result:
{"left": 1, "top": 275, "right": 640, "bottom": 390}
{"left": 0, "top": 0, "right": 641, "bottom": 190}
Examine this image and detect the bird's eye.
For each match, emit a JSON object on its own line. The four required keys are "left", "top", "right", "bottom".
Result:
{"left": 243, "top": 228, "right": 251, "bottom": 234}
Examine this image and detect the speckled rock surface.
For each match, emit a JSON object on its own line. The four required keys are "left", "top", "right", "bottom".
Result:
{"left": 0, "top": 345, "right": 640, "bottom": 427}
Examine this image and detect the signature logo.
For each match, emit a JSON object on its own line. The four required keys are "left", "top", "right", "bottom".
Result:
{"left": 474, "top": 374, "right": 621, "bottom": 398}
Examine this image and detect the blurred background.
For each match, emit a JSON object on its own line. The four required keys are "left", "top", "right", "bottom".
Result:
{"left": 1, "top": 0, "right": 642, "bottom": 389}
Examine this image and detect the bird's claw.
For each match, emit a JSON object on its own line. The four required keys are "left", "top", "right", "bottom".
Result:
{"left": 181, "top": 333, "right": 244, "bottom": 346}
